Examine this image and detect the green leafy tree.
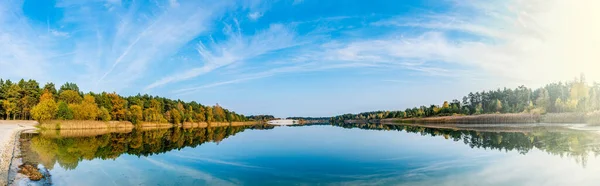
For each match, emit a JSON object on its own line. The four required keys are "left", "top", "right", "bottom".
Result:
{"left": 58, "top": 82, "right": 80, "bottom": 94}
{"left": 56, "top": 101, "right": 73, "bottom": 120}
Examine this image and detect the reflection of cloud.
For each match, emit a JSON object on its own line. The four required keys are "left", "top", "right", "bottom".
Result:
{"left": 145, "top": 157, "right": 235, "bottom": 186}
{"left": 334, "top": 150, "right": 600, "bottom": 186}
{"left": 172, "top": 154, "right": 266, "bottom": 169}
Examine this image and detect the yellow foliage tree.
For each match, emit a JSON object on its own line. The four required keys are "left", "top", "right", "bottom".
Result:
{"left": 98, "top": 107, "right": 111, "bottom": 121}
{"left": 31, "top": 91, "right": 58, "bottom": 123}
{"left": 59, "top": 90, "right": 82, "bottom": 104}
{"left": 70, "top": 95, "right": 99, "bottom": 120}
{"left": 129, "top": 105, "right": 143, "bottom": 124}
{"left": 2, "top": 100, "right": 16, "bottom": 120}
{"left": 108, "top": 93, "right": 126, "bottom": 121}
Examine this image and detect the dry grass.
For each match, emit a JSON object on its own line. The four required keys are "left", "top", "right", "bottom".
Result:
{"left": 39, "top": 120, "right": 134, "bottom": 130}
{"left": 585, "top": 111, "right": 600, "bottom": 125}
{"left": 540, "top": 113, "right": 586, "bottom": 123}
{"left": 390, "top": 113, "right": 541, "bottom": 124}
{"left": 39, "top": 128, "right": 133, "bottom": 138}
{"left": 138, "top": 122, "right": 174, "bottom": 130}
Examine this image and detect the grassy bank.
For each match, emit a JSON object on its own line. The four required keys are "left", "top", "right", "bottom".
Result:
{"left": 380, "top": 112, "right": 600, "bottom": 125}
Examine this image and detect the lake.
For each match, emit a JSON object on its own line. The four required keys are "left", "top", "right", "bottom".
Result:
{"left": 17, "top": 123, "right": 600, "bottom": 186}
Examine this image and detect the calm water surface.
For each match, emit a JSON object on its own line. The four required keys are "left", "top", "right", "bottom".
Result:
{"left": 19, "top": 124, "right": 600, "bottom": 185}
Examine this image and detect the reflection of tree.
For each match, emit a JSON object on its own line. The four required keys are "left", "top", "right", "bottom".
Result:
{"left": 24, "top": 124, "right": 274, "bottom": 170}
{"left": 331, "top": 123, "right": 600, "bottom": 167}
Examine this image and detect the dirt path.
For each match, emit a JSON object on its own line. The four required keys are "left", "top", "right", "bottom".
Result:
{"left": 0, "top": 120, "right": 36, "bottom": 186}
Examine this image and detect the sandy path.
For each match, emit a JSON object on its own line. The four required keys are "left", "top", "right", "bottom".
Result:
{"left": 0, "top": 120, "right": 36, "bottom": 186}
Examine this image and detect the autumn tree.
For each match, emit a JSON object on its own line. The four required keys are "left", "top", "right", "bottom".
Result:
{"left": 495, "top": 99, "right": 502, "bottom": 113}
{"left": 129, "top": 105, "right": 143, "bottom": 124}
{"left": 169, "top": 108, "right": 182, "bottom": 124}
{"left": 98, "top": 107, "right": 111, "bottom": 121}
{"left": 108, "top": 93, "right": 126, "bottom": 121}
{"left": 2, "top": 100, "right": 16, "bottom": 120}
{"left": 59, "top": 90, "right": 82, "bottom": 104}
{"left": 205, "top": 106, "right": 214, "bottom": 123}
{"left": 31, "top": 91, "right": 58, "bottom": 123}
{"left": 70, "top": 95, "right": 98, "bottom": 120}
{"left": 213, "top": 104, "right": 226, "bottom": 122}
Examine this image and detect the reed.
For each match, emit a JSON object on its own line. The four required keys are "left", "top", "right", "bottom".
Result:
{"left": 540, "top": 113, "right": 586, "bottom": 123}
{"left": 39, "top": 120, "right": 134, "bottom": 130}
{"left": 585, "top": 111, "right": 600, "bottom": 125}
{"left": 138, "top": 122, "right": 174, "bottom": 129}
{"left": 39, "top": 127, "right": 133, "bottom": 138}
{"left": 392, "top": 113, "right": 541, "bottom": 124}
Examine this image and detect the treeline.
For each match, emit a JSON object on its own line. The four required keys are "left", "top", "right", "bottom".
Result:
{"left": 246, "top": 115, "right": 276, "bottom": 121}
{"left": 332, "top": 75, "right": 600, "bottom": 122}
{"left": 286, "top": 117, "right": 330, "bottom": 121}
{"left": 0, "top": 79, "right": 249, "bottom": 124}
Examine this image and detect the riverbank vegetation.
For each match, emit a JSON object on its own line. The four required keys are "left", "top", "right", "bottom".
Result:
{"left": 0, "top": 79, "right": 249, "bottom": 125}
{"left": 332, "top": 75, "right": 600, "bottom": 124}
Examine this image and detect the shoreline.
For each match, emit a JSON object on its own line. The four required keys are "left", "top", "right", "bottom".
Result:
{"left": 0, "top": 121, "right": 36, "bottom": 186}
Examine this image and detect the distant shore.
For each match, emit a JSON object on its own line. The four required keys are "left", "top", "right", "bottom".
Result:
{"left": 0, "top": 121, "right": 36, "bottom": 186}
{"left": 340, "top": 113, "right": 600, "bottom": 125}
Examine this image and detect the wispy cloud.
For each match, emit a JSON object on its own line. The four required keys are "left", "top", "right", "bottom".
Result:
{"left": 0, "top": 1, "right": 56, "bottom": 82}
{"left": 145, "top": 157, "right": 235, "bottom": 185}
{"left": 372, "top": 0, "right": 600, "bottom": 85}
{"left": 51, "top": 0, "right": 237, "bottom": 92}
{"left": 145, "top": 23, "right": 301, "bottom": 90}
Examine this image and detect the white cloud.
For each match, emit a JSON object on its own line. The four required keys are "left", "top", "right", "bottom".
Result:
{"left": 50, "top": 29, "right": 70, "bottom": 37}
{"left": 372, "top": 0, "right": 600, "bottom": 85}
{"left": 247, "top": 12, "right": 263, "bottom": 20}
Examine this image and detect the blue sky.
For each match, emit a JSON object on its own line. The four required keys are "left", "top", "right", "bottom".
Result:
{"left": 1, "top": 0, "right": 599, "bottom": 117}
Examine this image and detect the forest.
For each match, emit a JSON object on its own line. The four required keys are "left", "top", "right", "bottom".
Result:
{"left": 332, "top": 75, "right": 600, "bottom": 122}
{"left": 0, "top": 79, "right": 250, "bottom": 124}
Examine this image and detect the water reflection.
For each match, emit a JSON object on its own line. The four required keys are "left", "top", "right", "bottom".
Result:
{"left": 316, "top": 123, "right": 600, "bottom": 167}
{"left": 19, "top": 123, "right": 600, "bottom": 175}
{"left": 20, "top": 124, "right": 275, "bottom": 171}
